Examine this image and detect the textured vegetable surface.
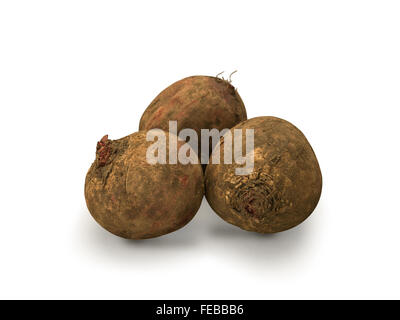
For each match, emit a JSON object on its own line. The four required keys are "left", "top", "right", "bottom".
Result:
{"left": 139, "top": 75, "right": 247, "bottom": 156}
{"left": 85, "top": 131, "right": 204, "bottom": 239}
{"left": 205, "top": 116, "right": 322, "bottom": 233}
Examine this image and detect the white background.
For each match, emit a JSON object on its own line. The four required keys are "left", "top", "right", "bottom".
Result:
{"left": 0, "top": 1, "right": 399, "bottom": 299}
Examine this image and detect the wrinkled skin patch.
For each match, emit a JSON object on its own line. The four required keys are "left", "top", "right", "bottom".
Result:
{"left": 228, "top": 170, "right": 285, "bottom": 219}
{"left": 205, "top": 116, "right": 322, "bottom": 233}
{"left": 85, "top": 131, "right": 204, "bottom": 239}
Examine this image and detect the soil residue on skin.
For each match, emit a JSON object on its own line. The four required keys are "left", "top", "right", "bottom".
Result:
{"left": 205, "top": 116, "right": 322, "bottom": 233}
{"left": 85, "top": 131, "right": 204, "bottom": 239}
{"left": 139, "top": 75, "right": 248, "bottom": 158}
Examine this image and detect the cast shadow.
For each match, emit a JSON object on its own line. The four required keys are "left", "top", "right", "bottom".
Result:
{"left": 201, "top": 200, "right": 322, "bottom": 269}
{"left": 76, "top": 200, "right": 211, "bottom": 267}
{"left": 77, "top": 199, "right": 323, "bottom": 269}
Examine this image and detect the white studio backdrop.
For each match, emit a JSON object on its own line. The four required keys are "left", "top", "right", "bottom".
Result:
{"left": 0, "top": 1, "right": 399, "bottom": 299}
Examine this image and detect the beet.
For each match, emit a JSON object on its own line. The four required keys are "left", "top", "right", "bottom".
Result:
{"left": 85, "top": 131, "right": 204, "bottom": 239}
{"left": 139, "top": 75, "right": 247, "bottom": 157}
{"left": 205, "top": 116, "right": 322, "bottom": 233}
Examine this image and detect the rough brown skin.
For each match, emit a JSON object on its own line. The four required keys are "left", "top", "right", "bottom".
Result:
{"left": 85, "top": 131, "right": 204, "bottom": 239}
{"left": 139, "top": 75, "right": 247, "bottom": 156}
{"left": 205, "top": 117, "right": 322, "bottom": 233}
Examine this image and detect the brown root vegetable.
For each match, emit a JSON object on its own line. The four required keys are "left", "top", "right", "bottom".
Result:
{"left": 85, "top": 131, "right": 204, "bottom": 239}
{"left": 205, "top": 116, "right": 322, "bottom": 233}
{"left": 139, "top": 75, "right": 247, "bottom": 156}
